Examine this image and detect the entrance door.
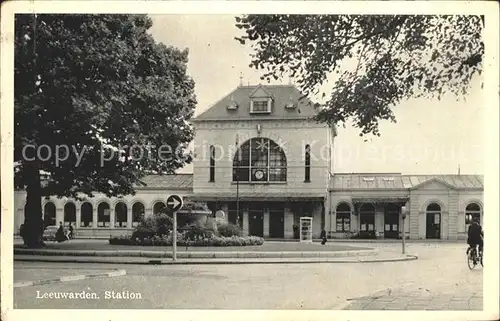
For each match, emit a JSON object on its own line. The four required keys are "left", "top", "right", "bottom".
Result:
{"left": 426, "top": 212, "right": 441, "bottom": 239}
{"left": 249, "top": 210, "right": 264, "bottom": 237}
{"left": 426, "top": 203, "right": 441, "bottom": 239}
{"left": 384, "top": 205, "right": 399, "bottom": 239}
{"left": 269, "top": 209, "right": 284, "bottom": 238}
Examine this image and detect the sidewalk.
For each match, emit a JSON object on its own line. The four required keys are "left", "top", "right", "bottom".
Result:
{"left": 14, "top": 252, "right": 418, "bottom": 265}
{"left": 341, "top": 287, "right": 482, "bottom": 310}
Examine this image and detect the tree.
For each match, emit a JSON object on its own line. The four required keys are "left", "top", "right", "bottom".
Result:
{"left": 235, "top": 15, "right": 484, "bottom": 137}
{"left": 15, "top": 14, "right": 196, "bottom": 247}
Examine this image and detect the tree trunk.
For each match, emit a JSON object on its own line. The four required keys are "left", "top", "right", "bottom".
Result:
{"left": 23, "top": 162, "right": 44, "bottom": 248}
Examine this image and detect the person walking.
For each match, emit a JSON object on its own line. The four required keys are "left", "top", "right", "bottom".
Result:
{"left": 68, "top": 223, "right": 74, "bottom": 239}
{"left": 320, "top": 229, "right": 327, "bottom": 245}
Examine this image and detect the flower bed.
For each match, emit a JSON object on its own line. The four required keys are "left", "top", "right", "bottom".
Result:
{"left": 109, "top": 234, "right": 264, "bottom": 247}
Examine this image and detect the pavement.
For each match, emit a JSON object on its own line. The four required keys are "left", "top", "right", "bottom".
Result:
{"left": 12, "top": 239, "right": 422, "bottom": 264}
{"left": 13, "top": 252, "right": 417, "bottom": 265}
{"left": 341, "top": 287, "right": 483, "bottom": 310}
{"left": 10, "top": 242, "right": 487, "bottom": 310}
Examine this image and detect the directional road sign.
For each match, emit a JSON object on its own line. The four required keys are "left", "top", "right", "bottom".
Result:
{"left": 166, "top": 195, "right": 183, "bottom": 212}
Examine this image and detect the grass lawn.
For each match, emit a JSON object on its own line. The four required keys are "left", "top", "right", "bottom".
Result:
{"left": 14, "top": 240, "right": 371, "bottom": 252}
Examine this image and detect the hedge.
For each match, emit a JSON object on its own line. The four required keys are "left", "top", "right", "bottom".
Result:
{"left": 109, "top": 234, "right": 264, "bottom": 247}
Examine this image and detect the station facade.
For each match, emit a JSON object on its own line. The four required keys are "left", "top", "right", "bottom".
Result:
{"left": 13, "top": 84, "right": 484, "bottom": 240}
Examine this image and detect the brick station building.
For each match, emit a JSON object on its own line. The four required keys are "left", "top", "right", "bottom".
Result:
{"left": 14, "top": 84, "right": 484, "bottom": 240}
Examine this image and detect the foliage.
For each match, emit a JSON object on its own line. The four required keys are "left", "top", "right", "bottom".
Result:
{"left": 216, "top": 222, "right": 242, "bottom": 237}
{"left": 109, "top": 234, "right": 265, "bottom": 246}
{"left": 131, "top": 213, "right": 173, "bottom": 240}
{"left": 180, "top": 201, "right": 211, "bottom": 213}
{"left": 235, "top": 15, "right": 484, "bottom": 137}
{"left": 183, "top": 221, "right": 215, "bottom": 241}
{"left": 15, "top": 14, "right": 196, "bottom": 247}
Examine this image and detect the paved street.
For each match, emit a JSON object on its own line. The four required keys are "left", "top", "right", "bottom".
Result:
{"left": 13, "top": 242, "right": 483, "bottom": 309}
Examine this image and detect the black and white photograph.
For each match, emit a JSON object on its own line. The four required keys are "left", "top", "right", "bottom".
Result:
{"left": 1, "top": 1, "right": 499, "bottom": 320}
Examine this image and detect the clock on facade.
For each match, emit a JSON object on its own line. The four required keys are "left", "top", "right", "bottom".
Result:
{"left": 254, "top": 170, "right": 265, "bottom": 180}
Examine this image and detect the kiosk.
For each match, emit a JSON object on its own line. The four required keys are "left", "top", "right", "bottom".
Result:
{"left": 299, "top": 217, "right": 313, "bottom": 243}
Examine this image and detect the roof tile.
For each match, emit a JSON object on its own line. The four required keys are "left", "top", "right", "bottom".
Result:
{"left": 330, "top": 174, "right": 483, "bottom": 190}
{"left": 193, "top": 85, "right": 318, "bottom": 121}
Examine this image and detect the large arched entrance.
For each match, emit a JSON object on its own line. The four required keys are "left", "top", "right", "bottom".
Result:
{"left": 80, "top": 202, "right": 93, "bottom": 227}
{"left": 153, "top": 201, "right": 166, "bottom": 215}
{"left": 64, "top": 202, "right": 77, "bottom": 227}
{"left": 43, "top": 202, "right": 56, "bottom": 227}
{"left": 115, "top": 202, "right": 128, "bottom": 227}
{"left": 97, "top": 202, "right": 110, "bottom": 228}
{"left": 465, "top": 202, "right": 482, "bottom": 225}
{"left": 426, "top": 203, "right": 441, "bottom": 239}
{"left": 132, "top": 202, "right": 145, "bottom": 227}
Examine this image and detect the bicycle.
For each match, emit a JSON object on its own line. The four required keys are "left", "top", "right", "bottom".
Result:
{"left": 466, "top": 245, "right": 483, "bottom": 269}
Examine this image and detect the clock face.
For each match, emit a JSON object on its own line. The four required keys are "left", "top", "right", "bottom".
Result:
{"left": 254, "top": 170, "right": 264, "bottom": 180}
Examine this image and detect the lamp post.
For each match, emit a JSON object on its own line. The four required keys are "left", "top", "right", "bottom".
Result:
{"left": 235, "top": 134, "right": 240, "bottom": 227}
{"left": 401, "top": 205, "right": 408, "bottom": 254}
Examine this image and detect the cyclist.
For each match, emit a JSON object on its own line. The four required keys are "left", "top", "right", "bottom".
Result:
{"left": 467, "top": 217, "right": 484, "bottom": 257}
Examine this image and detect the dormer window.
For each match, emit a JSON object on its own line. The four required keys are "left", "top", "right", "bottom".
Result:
{"left": 285, "top": 95, "right": 296, "bottom": 109}
{"left": 250, "top": 99, "right": 272, "bottom": 114}
{"left": 362, "top": 177, "right": 375, "bottom": 182}
{"left": 227, "top": 95, "right": 238, "bottom": 110}
{"left": 227, "top": 102, "right": 238, "bottom": 110}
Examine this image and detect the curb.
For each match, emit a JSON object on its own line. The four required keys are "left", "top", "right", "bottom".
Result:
{"left": 13, "top": 269, "right": 126, "bottom": 288}
{"left": 13, "top": 248, "right": 378, "bottom": 259}
{"left": 14, "top": 254, "right": 418, "bottom": 265}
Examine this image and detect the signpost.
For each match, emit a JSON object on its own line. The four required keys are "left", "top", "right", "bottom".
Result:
{"left": 166, "top": 195, "right": 184, "bottom": 261}
{"left": 401, "top": 205, "right": 408, "bottom": 254}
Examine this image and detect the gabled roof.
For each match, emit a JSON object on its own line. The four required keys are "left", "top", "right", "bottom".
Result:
{"left": 192, "top": 84, "right": 319, "bottom": 121}
{"left": 249, "top": 84, "right": 273, "bottom": 98}
{"left": 330, "top": 174, "right": 483, "bottom": 190}
{"left": 409, "top": 176, "right": 457, "bottom": 190}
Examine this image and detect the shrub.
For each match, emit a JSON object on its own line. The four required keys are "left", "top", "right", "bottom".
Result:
{"left": 217, "top": 223, "right": 242, "bottom": 237}
{"left": 183, "top": 221, "right": 215, "bottom": 241}
{"left": 154, "top": 213, "right": 173, "bottom": 237}
{"left": 109, "top": 234, "right": 264, "bottom": 247}
{"left": 131, "top": 213, "right": 173, "bottom": 240}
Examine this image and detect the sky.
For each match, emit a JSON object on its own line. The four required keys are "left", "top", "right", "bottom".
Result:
{"left": 148, "top": 15, "right": 484, "bottom": 175}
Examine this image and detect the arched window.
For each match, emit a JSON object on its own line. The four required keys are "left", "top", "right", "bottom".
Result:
{"left": 153, "top": 202, "right": 166, "bottom": 215}
{"left": 336, "top": 202, "right": 351, "bottom": 232}
{"left": 43, "top": 202, "right": 56, "bottom": 227}
{"left": 305, "top": 144, "right": 311, "bottom": 182}
{"left": 132, "top": 202, "right": 145, "bottom": 227}
{"left": 465, "top": 203, "right": 481, "bottom": 225}
{"left": 81, "top": 202, "right": 93, "bottom": 227}
{"left": 427, "top": 203, "right": 441, "bottom": 212}
{"left": 359, "top": 203, "right": 375, "bottom": 232}
{"left": 115, "top": 202, "right": 128, "bottom": 228}
{"left": 64, "top": 202, "right": 76, "bottom": 227}
{"left": 233, "top": 138, "right": 287, "bottom": 182}
{"left": 97, "top": 202, "right": 110, "bottom": 227}
{"left": 209, "top": 145, "right": 215, "bottom": 182}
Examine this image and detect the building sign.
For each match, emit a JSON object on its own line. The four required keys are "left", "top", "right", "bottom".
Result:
{"left": 434, "top": 214, "right": 440, "bottom": 224}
